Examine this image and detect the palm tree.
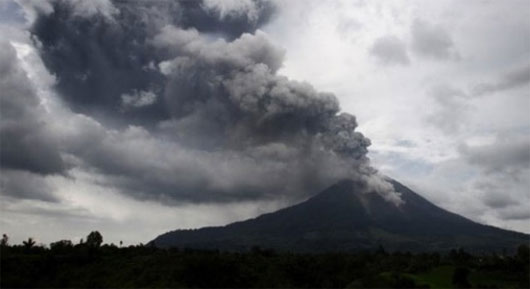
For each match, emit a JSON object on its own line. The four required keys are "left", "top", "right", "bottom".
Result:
{"left": 22, "top": 237, "right": 36, "bottom": 249}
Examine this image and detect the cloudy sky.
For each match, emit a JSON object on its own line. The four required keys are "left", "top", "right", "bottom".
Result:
{"left": 0, "top": 0, "right": 529, "bottom": 245}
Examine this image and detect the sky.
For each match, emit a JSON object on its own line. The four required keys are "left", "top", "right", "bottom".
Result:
{"left": 0, "top": 0, "right": 529, "bottom": 246}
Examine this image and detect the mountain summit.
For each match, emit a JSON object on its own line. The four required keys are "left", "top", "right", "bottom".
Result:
{"left": 151, "top": 179, "right": 528, "bottom": 252}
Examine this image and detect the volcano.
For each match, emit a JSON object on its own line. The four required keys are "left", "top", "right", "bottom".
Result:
{"left": 151, "top": 179, "right": 528, "bottom": 252}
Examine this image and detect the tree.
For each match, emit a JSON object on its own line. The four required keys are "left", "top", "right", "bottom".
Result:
{"left": 1, "top": 234, "right": 8, "bottom": 247}
{"left": 516, "top": 244, "right": 529, "bottom": 262}
{"left": 50, "top": 240, "right": 73, "bottom": 252}
{"left": 23, "top": 237, "right": 36, "bottom": 249}
{"left": 86, "top": 231, "right": 103, "bottom": 248}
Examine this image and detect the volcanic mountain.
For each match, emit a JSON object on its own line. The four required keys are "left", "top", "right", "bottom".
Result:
{"left": 151, "top": 179, "right": 528, "bottom": 252}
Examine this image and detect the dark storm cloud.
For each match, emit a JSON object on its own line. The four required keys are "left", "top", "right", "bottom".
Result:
{"left": 411, "top": 19, "right": 458, "bottom": 60}
{"left": 29, "top": 0, "right": 169, "bottom": 124}
{"left": 0, "top": 39, "right": 65, "bottom": 175}
{"left": 2, "top": 0, "right": 399, "bottom": 205}
{"left": 370, "top": 35, "right": 409, "bottom": 66}
{"left": 29, "top": 0, "right": 274, "bottom": 126}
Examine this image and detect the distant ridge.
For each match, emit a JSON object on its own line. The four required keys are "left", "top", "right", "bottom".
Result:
{"left": 151, "top": 179, "right": 529, "bottom": 252}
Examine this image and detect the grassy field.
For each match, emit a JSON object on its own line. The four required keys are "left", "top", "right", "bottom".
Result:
{"left": 405, "top": 266, "right": 454, "bottom": 288}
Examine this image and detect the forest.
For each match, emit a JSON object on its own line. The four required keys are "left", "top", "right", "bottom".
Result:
{"left": 1, "top": 232, "right": 529, "bottom": 288}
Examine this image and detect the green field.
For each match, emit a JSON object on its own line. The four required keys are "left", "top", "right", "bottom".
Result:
{"left": 405, "top": 266, "right": 454, "bottom": 288}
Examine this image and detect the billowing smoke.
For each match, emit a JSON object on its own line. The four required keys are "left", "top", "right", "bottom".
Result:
{"left": 2, "top": 0, "right": 399, "bottom": 204}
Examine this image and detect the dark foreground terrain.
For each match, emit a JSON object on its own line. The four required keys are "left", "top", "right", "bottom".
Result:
{"left": 1, "top": 236, "right": 528, "bottom": 288}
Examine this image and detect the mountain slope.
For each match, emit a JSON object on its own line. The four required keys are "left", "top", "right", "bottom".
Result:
{"left": 151, "top": 179, "right": 528, "bottom": 252}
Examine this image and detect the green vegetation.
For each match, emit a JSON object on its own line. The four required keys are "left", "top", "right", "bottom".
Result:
{"left": 1, "top": 232, "right": 528, "bottom": 288}
{"left": 405, "top": 265, "right": 454, "bottom": 288}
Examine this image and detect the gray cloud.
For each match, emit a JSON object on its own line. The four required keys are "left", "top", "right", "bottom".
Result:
{"left": 426, "top": 84, "right": 469, "bottom": 134}
{"left": 71, "top": 127, "right": 359, "bottom": 203}
{"left": 0, "top": 169, "right": 56, "bottom": 202}
{"left": 411, "top": 19, "right": 458, "bottom": 60}
{"left": 459, "top": 136, "right": 530, "bottom": 216}
{"left": 472, "top": 65, "right": 530, "bottom": 97}
{"left": 498, "top": 207, "right": 530, "bottom": 221}
{"left": 336, "top": 17, "right": 362, "bottom": 34}
{"left": 476, "top": 182, "right": 518, "bottom": 209}
{"left": 0, "top": 0, "right": 26, "bottom": 25}
{"left": 370, "top": 35, "right": 409, "bottom": 66}
{"left": 460, "top": 137, "right": 530, "bottom": 175}
{"left": 0, "top": 39, "right": 65, "bottom": 175}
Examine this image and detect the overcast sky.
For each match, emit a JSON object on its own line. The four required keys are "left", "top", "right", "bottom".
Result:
{"left": 0, "top": 0, "right": 529, "bottom": 245}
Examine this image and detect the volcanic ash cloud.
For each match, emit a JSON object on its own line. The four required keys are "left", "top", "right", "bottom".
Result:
{"left": 1, "top": 0, "right": 401, "bottom": 204}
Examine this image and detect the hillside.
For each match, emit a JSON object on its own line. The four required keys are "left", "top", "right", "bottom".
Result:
{"left": 151, "top": 179, "right": 528, "bottom": 252}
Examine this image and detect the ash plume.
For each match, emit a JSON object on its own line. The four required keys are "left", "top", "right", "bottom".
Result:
{"left": 3, "top": 0, "right": 400, "bottom": 204}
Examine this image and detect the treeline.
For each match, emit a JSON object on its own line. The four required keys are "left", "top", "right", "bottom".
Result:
{"left": 1, "top": 232, "right": 529, "bottom": 288}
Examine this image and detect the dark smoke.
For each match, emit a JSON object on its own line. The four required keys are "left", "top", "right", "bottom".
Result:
{"left": 29, "top": 0, "right": 274, "bottom": 125}
{"left": 2, "top": 0, "right": 400, "bottom": 204}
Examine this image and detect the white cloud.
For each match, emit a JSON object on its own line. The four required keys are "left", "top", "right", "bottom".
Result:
{"left": 121, "top": 90, "right": 157, "bottom": 108}
{"left": 263, "top": 0, "right": 530, "bottom": 233}
{"left": 202, "top": 0, "right": 262, "bottom": 22}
